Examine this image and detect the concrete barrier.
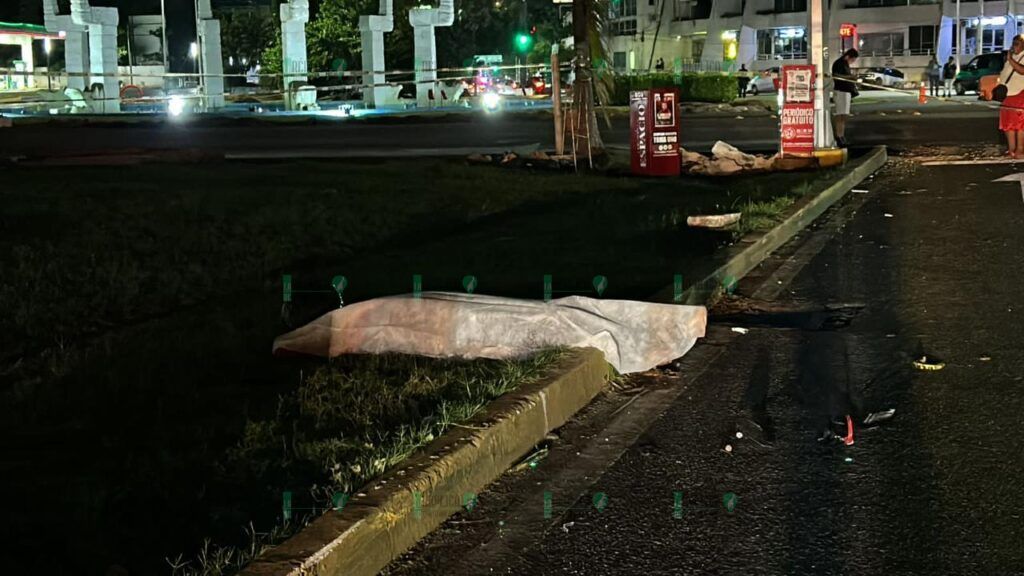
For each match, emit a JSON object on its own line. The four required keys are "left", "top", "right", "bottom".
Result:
{"left": 242, "top": 347, "right": 612, "bottom": 576}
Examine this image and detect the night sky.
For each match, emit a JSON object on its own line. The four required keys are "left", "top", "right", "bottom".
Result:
{"left": 1, "top": 1, "right": 277, "bottom": 25}
{"left": 0, "top": 1, "right": 279, "bottom": 72}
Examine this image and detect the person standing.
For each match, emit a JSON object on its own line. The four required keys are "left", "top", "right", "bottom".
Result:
{"left": 998, "top": 35, "right": 1024, "bottom": 158}
{"left": 942, "top": 56, "right": 957, "bottom": 97}
{"left": 927, "top": 56, "right": 942, "bottom": 97}
{"left": 831, "top": 49, "right": 859, "bottom": 148}
{"left": 737, "top": 64, "right": 751, "bottom": 98}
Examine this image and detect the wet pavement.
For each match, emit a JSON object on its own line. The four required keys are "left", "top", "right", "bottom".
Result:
{"left": 383, "top": 152, "right": 1024, "bottom": 575}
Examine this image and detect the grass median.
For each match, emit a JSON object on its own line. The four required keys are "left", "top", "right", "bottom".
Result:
{"left": 0, "top": 157, "right": 842, "bottom": 575}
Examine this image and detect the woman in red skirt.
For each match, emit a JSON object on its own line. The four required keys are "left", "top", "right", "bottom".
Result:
{"left": 1000, "top": 35, "right": 1024, "bottom": 158}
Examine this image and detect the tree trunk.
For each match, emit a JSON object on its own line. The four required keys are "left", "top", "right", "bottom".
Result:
{"left": 570, "top": 0, "right": 604, "bottom": 156}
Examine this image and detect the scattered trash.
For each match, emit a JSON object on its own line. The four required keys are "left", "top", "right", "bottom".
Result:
{"left": 724, "top": 444, "right": 733, "bottom": 453}
{"left": 687, "top": 213, "right": 742, "bottom": 228}
{"left": 466, "top": 153, "right": 491, "bottom": 164}
{"left": 842, "top": 415, "right": 855, "bottom": 446}
{"left": 731, "top": 326, "right": 749, "bottom": 335}
{"left": 863, "top": 408, "right": 896, "bottom": 426}
{"left": 913, "top": 355, "right": 945, "bottom": 371}
{"left": 735, "top": 431, "right": 744, "bottom": 439}
{"left": 844, "top": 456, "right": 854, "bottom": 463}
{"left": 722, "top": 492, "right": 738, "bottom": 512}
{"left": 561, "top": 521, "right": 575, "bottom": 533}
{"left": 851, "top": 189, "right": 869, "bottom": 194}
{"left": 884, "top": 213, "right": 894, "bottom": 218}
{"left": 511, "top": 447, "right": 549, "bottom": 473}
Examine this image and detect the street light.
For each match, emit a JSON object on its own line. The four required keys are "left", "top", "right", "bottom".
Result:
{"left": 44, "top": 38, "right": 51, "bottom": 91}
{"left": 190, "top": 41, "right": 199, "bottom": 78}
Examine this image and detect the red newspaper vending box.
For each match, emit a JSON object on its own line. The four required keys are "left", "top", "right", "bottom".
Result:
{"left": 780, "top": 65, "right": 815, "bottom": 156}
{"left": 630, "top": 88, "right": 680, "bottom": 176}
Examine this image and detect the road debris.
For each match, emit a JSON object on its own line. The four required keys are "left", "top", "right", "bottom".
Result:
{"left": 863, "top": 408, "right": 896, "bottom": 426}
{"left": 980, "top": 354, "right": 992, "bottom": 361}
{"left": 731, "top": 326, "right": 749, "bottom": 335}
{"left": 511, "top": 447, "right": 549, "bottom": 473}
{"left": 851, "top": 189, "right": 869, "bottom": 194}
{"left": 884, "top": 213, "right": 894, "bottom": 218}
{"left": 687, "top": 213, "right": 742, "bottom": 228}
{"left": 913, "top": 355, "right": 945, "bottom": 371}
{"left": 842, "top": 415, "right": 855, "bottom": 446}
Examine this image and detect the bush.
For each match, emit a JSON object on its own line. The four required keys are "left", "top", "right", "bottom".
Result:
{"left": 608, "top": 72, "right": 738, "bottom": 105}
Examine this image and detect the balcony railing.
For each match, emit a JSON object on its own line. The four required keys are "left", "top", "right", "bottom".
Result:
{"left": 757, "top": 53, "right": 808, "bottom": 60}
{"left": 844, "top": 0, "right": 939, "bottom": 7}
{"left": 859, "top": 48, "right": 937, "bottom": 57}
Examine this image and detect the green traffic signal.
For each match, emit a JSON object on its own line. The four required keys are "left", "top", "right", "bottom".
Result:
{"left": 515, "top": 33, "right": 532, "bottom": 52}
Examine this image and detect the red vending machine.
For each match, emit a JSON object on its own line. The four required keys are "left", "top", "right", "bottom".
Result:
{"left": 780, "top": 65, "right": 815, "bottom": 157}
{"left": 630, "top": 88, "right": 681, "bottom": 176}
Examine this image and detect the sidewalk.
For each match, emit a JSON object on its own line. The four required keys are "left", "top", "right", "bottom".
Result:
{"left": 382, "top": 150, "right": 1024, "bottom": 576}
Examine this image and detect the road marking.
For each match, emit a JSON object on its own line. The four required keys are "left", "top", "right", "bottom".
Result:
{"left": 921, "top": 159, "right": 1022, "bottom": 166}
{"left": 992, "top": 172, "right": 1024, "bottom": 203}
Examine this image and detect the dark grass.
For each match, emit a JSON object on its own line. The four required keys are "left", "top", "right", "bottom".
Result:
{"left": 0, "top": 158, "right": 839, "bottom": 575}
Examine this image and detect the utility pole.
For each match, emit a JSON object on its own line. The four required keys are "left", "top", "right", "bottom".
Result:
{"left": 810, "top": 0, "right": 835, "bottom": 150}
{"left": 160, "top": 0, "right": 169, "bottom": 77}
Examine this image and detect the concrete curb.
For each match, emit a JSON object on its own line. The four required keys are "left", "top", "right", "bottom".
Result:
{"left": 651, "top": 145, "right": 888, "bottom": 304}
{"left": 242, "top": 146, "right": 885, "bottom": 576}
{"left": 241, "top": 348, "right": 611, "bottom": 576}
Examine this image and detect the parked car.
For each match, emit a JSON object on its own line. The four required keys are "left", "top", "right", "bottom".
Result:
{"left": 748, "top": 67, "right": 779, "bottom": 95}
{"left": 955, "top": 52, "right": 1006, "bottom": 95}
{"left": 857, "top": 67, "right": 905, "bottom": 88}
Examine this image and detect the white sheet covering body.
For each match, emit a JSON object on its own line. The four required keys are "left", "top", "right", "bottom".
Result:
{"left": 273, "top": 292, "right": 707, "bottom": 374}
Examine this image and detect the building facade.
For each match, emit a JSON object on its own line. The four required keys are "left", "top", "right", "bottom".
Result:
{"left": 608, "top": 0, "right": 1023, "bottom": 79}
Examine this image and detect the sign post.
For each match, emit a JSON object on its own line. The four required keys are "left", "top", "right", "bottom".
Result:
{"left": 630, "top": 87, "right": 680, "bottom": 176}
{"left": 780, "top": 65, "right": 815, "bottom": 157}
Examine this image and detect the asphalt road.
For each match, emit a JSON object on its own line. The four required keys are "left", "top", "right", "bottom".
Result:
{"left": 383, "top": 152, "right": 1024, "bottom": 575}
{"left": 0, "top": 106, "right": 1002, "bottom": 159}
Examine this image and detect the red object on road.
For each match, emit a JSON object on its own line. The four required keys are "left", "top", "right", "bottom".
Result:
{"left": 630, "top": 88, "right": 681, "bottom": 176}
{"left": 843, "top": 414, "right": 855, "bottom": 446}
{"left": 780, "top": 65, "right": 815, "bottom": 157}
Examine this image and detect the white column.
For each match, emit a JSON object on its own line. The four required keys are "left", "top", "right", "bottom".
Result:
{"left": 71, "top": 0, "right": 120, "bottom": 113}
{"left": 21, "top": 37, "right": 35, "bottom": 88}
{"left": 810, "top": 0, "right": 834, "bottom": 149}
{"left": 42, "top": 0, "right": 89, "bottom": 91}
{"left": 409, "top": 0, "right": 455, "bottom": 108}
{"left": 938, "top": 17, "right": 954, "bottom": 63}
{"left": 280, "top": 0, "right": 310, "bottom": 110}
{"left": 198, "top": 0, "right": 225, "bottom": 109}
{"left": 738, "top": 25, "right": 757, "bottom": 68}
{"left": 359, "top": 0, "right": 394, "bottom": 108}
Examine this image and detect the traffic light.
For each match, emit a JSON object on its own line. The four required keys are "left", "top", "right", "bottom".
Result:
{"left": 515, "top": 32, "right": 533, "bottom": 52}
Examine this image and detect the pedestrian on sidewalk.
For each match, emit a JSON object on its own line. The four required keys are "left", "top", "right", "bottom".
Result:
{"left": 998, "top": 35, "right": 1024, "bottom": 158}
{"left": 737, "top": 65, "right": 751, "bottom": 98}
{"left": 831, "top": 49, "right": 860, "bottom": 148}
{"left": 927, "top": 56, "right": 942, "bottom": 98}
{"left": 942, "top": 56, "right": 957, "bottom": 97}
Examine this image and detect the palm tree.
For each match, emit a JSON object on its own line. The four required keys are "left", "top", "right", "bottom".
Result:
{"left": 569, "top": 0, "right": 611, "bottom": 157}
